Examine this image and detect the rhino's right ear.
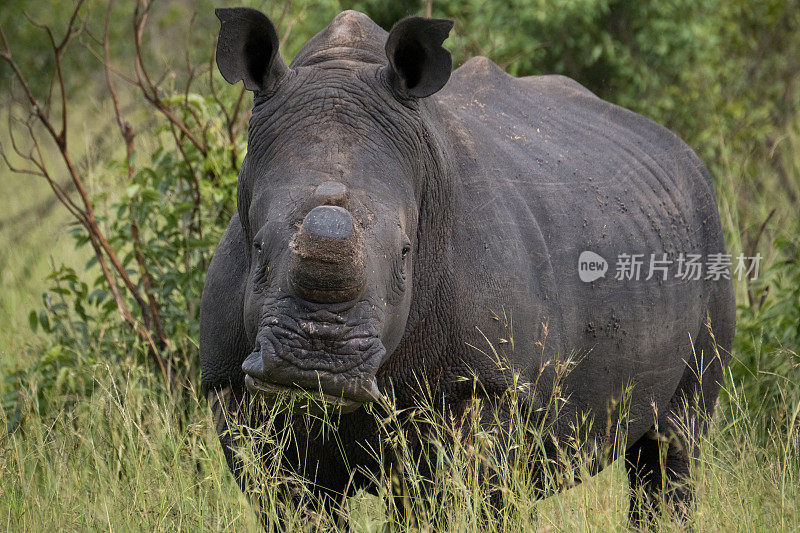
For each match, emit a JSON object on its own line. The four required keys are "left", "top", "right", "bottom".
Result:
{"left": 215, "top": 7, "right": 288, "bottom": 92}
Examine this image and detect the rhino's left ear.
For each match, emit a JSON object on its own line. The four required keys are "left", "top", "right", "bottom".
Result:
{"left": 215, "top": 7, "right": 289, "bottom": 93}
{"left": 384, "top": 16, "right": 454, "bottom": 98}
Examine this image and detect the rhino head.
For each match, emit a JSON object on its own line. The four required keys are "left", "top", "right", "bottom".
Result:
{"left": 214, "top": 8, "right": 453, "bottom": 411}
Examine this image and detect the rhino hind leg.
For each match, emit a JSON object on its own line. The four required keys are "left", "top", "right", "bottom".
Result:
{"left": 625, "top": 422, "right": 693, "bottom": 528}
{"left": 626, "top": 288, "right": 734, "bottom": 528}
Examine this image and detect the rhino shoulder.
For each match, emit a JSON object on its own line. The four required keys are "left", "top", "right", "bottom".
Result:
{"left": 454, "top": 56, "right": 508, "bottom": 79}
{"left": 517, "top": 73, "right": 598, "bottom": 99}
{"left": 445, "top": 57, "right": 596, "bottom": 100}
{"left": 445, "top": 56, "right": 511, "bottom": 94}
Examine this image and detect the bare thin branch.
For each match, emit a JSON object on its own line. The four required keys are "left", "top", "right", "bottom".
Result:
{"left": 81, "top": 33, "right": 138, "bottom": 85}
{"left": 0, "top": 143, "right": 44, "bottom": 177}
{"left": 103, "top": 0, "right": 134, "bottom": 178}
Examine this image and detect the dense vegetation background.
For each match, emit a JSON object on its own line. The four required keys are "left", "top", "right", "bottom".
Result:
{"left": 1, "top": 0, "right": 798, "bottom": 530}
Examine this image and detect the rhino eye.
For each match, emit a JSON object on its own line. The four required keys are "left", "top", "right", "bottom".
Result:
{"left": 401, "top": 245, "right": 411, "bottom": 259}
{"left": 253, "top": 240, "right": 263, "bottom": 253}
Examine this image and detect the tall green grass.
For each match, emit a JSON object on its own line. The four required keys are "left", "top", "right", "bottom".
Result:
{"left": 0, "top": 365, "right": 260, "bottom": 530}
{"left": 1, "top": 355, "right": 797, "bottom": 531}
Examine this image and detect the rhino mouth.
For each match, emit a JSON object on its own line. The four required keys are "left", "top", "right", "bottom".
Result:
{"left": 244, "top": 375, "right": 379, "bottom": 414}
{"left": 242, "top": 298, "right": 386, "bottom": 410}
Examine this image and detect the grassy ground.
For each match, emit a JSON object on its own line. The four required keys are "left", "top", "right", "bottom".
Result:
{"left": 0, "top": 364, "right": 797, "bottom": 531}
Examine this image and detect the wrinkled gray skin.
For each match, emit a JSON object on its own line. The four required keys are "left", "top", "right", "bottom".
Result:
{"left": 200, "top": 7, "right": 735, "bottom": 525}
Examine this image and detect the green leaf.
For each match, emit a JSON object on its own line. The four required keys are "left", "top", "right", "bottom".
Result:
{"left": 38, "top": 311, "right": 51, "bottom": 333}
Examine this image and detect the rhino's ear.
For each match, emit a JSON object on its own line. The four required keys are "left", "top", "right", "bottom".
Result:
{"left": 384, "top": 16, "right": 454, "bottom": 98}
{"left": 215, "top": 7, "right": 289, "bottom": 92}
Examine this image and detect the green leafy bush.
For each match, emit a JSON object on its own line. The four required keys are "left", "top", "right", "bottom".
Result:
{"left": 3, "top": 89, "right": 242, "bottom": 430}
{"left": 733, "top": 236, "right": 800, "bottom": 436}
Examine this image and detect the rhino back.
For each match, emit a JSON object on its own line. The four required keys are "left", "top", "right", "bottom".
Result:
{"left": 433, "top": 57, "right": 730, "bottom": 439}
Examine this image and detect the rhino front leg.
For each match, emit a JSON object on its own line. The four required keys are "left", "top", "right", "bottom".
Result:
{"left": 207, "top": 384, "right": 290, "bottom": 528}
{"left": 207, "top": 386, "right": 339, "bottom": 527}
{"left": 206, "top": 383, "right": 269, "bottom": 509}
